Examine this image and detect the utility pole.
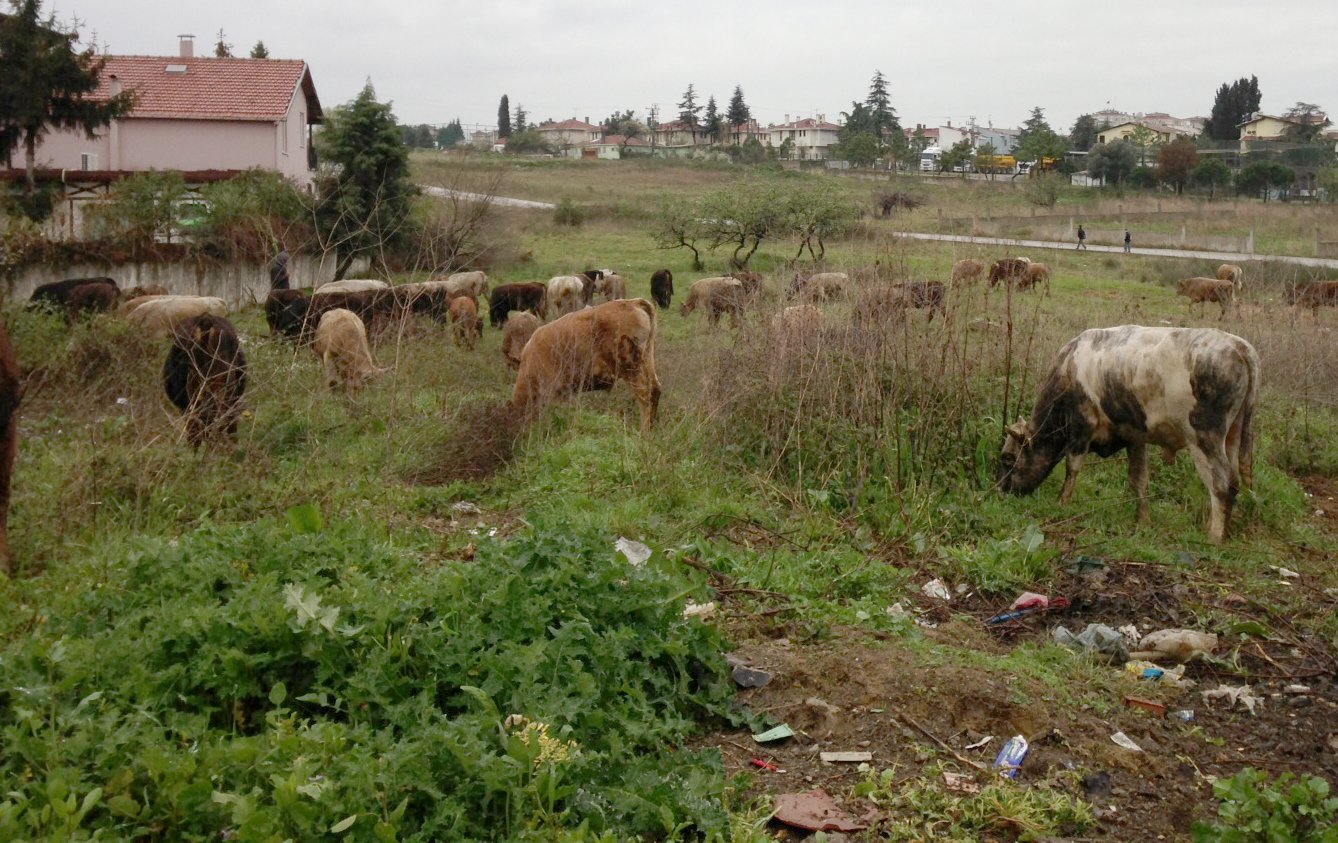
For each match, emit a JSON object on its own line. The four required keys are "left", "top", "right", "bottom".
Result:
{"left": 648, "top": 104, "right": 659, "bottom": 148}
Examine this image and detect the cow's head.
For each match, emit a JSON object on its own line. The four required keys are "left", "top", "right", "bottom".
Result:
{"left": 996, "top": 416, "right": 1044, "bottom": 493}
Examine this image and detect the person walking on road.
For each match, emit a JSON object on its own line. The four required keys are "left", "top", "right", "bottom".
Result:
{"left": 269, "top": 244, "right": 291, "bottom": 290}
{"left": 1076, "top": 224, "right": 1087, "bottom": 250}
{"left": 1123, "top": 229, "right": 1132, "bottom": 254}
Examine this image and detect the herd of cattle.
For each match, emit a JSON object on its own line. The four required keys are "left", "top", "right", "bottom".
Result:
{"left": 1, "top": 249, "right": 1334, "bottom": 573}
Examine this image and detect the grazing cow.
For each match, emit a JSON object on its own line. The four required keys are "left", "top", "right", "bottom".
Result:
{"left": 66, "top": 282, "right": 119, "bottom": 316}
{"left": 488, "top": 282, "right": 548, "bottom": 328}
{"left": 951, "top": 259, "right": 985, "bottom": 286}
{"left": 730, "top": 270, "right": 767, "bottom": 298}
{"left": 383, "top": 283, "right": 452, "bottom": 322}
{"left": 997, "top": 326, "right": 1259, "bottom": 544}
{"left": 580, "top": 270, "right": 604, "bottom": 305}
{"left": 313, "top": 279, "right": 389, "bottom": 296}
{"left": 681, "top": 277, "right": 746, "bottom": 327}
{"left": 596, "top": 272, "right": 627, "bottom": 301}
{"left": 0, "top": 320, "right": 19, "bottom": 575}
{"left": 312, "top": 308, "right": 387, "bottom": 390}
{"left": 29, "top": 276, "right": 119, "bottom": 312}
{"left": 449, "top": 296, "right": 483, "bottom": 349}
{"left": 1216, "top": 264, "right": 1243, "bottom": 287}
{"left": 650, "top": 269, "right": 674, "bottom": 309}
{"left": 444, "top": 270, "right": 489, "bottom": 300}
{"left": 1287, "top": 280, "right": 1338, "bottom": 317}
{"left": 502, "top": 311, "right": 541, "bottom": 370}
{"left": 121, "top": 284, "right": 170, "bottom": 301}
{"left": 1019, "top": 262, "right": 1052, "bottom": 292}
{"left": 854, "top": 282, "right": 946, "bottom": 323}
{"left": 787, "top": 271, "right": 848, "bottom": 303}
{"left": 127, "top": 296, "right": 228, "bottom": 335}
{"left": 266, "top": 289, "right": 312, "bottom": 339}
{"left": 512, "top": 299, "right": 661, "bottom": 433}
{"left": 771, "top": 304, "right": 825, "bottom": 334}
{"left": 163, "top": 314, "right": 247, "bottom": 446}
{"left": 988, "top": 258, "right": 1031, "bottom": 288}
{"left": 547, "top": 276, "right": 587, "bottom": 316}
{"left": 1176, "top": 277, "right": 1236, "bottom": 319}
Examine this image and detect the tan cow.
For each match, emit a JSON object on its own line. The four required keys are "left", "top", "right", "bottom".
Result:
{"left": 596, "top": 273, "right": 627, "bottom": 301}
{"left": 1216, "top": 264, "right": 1243, "bottom": 287}
{"left": 547, "top": 276, "right": 587, "bottom": 316}
{"left": 951, "top": 259, "right": 985, "bottom": 286}
{"left": 126, "top": 296, "right": 228, "bottom": 334}
{"left": 312, "top": 308, "right": 388, "bottom": 390}
{"left": 512, "top": 299, "right": 661, "bottom": 433}
{"left": 1177, "top": 277, "right": 1236, "bottom": 319}
{"left": 444, "top": 270, "right": 489, "bottom": 300}
{"left": 681, "top": 277, "right": 746, "bottom": 327}
{"left": 449, "top": 296, "right": 483, "bottom": 349}
{"left": 501, "top": 312, "right": 541, "bottom": 370}
{"left": 1020, "top": 262, "right": 1052, "bottom": 291}
{"left": 787, "top": 271, "right": 849, "bottom": 303}
{"left": 314, "top": 279, "right": 389, "bottom": 296}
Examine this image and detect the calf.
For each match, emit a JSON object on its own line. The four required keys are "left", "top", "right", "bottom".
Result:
{"left": 1019, "top": 262, "right": 1051, "bottom": 292}
{"left": 1287, "top": 280, "right": 1338, "bottom": 318}
{"left": 650, "top": 269, "right": 674, "bottom": 309}
{"left": 951, "top": 259, "right": 985, "bottom": 286}
{"left": 1216, "top": 264, "right": 1243, "bottom": 287}
{"left": 681, "top": 277, "right": 746, "bottom": 327}
{"left": 449, "top": 296, "right": 483, "bottom": 349}
{"left": 988, "top": 258, "right": 1031, "bottom": 288}
{"left": 787, "top": 271, "right": 848, "bottom": 303}
{"left": 489, "top": 282, "right": 548, "bottom": 328}
{"left": 266, "top": 289, "right": 312, "bottom": 339}
{"left": 854, "top": 282, "right": 946, "bottom": 323}
{"left": 163, "top": 314, "right": 247, "bottom": 446}
{"left": 596, "top": 273, "right": 627, "bottom": 301}
{"left": 312, "top": 308, "right": 387, "bottom": 390}
{"left": 1176, "top": 277, "right": 1235, "bottom": 319}
{"left": 501, "top": 311, "right": 541, "bottom": 370}
{"left": 997, "top": 326, "right": 1259, "bottom": 544}
{"left": 0, "top": 320, "right": 19, "bottom": 575}
{"left": 513, "top": 299, "right": 661, "bottom": 433}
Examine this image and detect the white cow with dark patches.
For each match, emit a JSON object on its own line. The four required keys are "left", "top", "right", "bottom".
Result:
{"left": 997, "top": 326, "right": 1259, "bottom": 544}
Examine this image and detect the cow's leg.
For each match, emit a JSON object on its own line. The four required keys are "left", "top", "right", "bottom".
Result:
{"left": 322, "top": 351, "right": 339, "bottom": 391}
{"left": 1058, "top": 453, "right": 1085, "bottom": 503}
{"left": 1127, "top": 441, "right": 1150, "bottom": 522}
{"left": 1188, "top": 439, "right": 1235, "bottom": 544}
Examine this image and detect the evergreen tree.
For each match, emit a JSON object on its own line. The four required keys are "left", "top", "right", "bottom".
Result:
{"left": 213, "top": 28, "right": 232, "bottom": 58}
{"left": 702, "top": 96, "right": 721, "bottom": 144}
{"left": 0, "top": 0, "right": 136, "bottom": 198}
{"left": 1069, "top": 114, "right": 1099, "bottom": 151}
{"left": 1205, "top": 76, "right": 1261, "bottom": 141}
{"left": 315, "top": 82, "right": 414, "bottom": 279}
{"left": 497, "top": 94, "right": 512, "bottom": 138}
{"left": 249, "top": 40, "right": 269, "bottom": 59}
{"left": 513, "top": 103, "right": 528, "bottom": 134}
{"left": 1015, "top": 106, "right": 1068, "bottom": 162}
{"left": 725, "top": 85, "right": 751, "bottom": 140}
{"left": 865, "top": 69, "right": 899, "bottom": 138}
{"left": 437, "top": 119, "right": 465, "bottom": 148}
{"left": 677, "top": 83, "right": 701, "bottom": 140}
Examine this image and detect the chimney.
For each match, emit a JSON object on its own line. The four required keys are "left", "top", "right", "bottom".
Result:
{"left": 784, "top": 113, "right": 790, "bottom": 124}
{"left": 584, "top": 116, "right": 589, "bottom": 125}
{"left": 178, "top": 34, "right": 194, "bottom": 58}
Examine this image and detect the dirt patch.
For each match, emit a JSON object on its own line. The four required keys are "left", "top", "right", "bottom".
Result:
{"left": 1298, "top": 474, "right": 1338, "bottom": 530}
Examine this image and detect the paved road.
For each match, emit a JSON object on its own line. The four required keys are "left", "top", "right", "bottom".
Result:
{"left": 419, "top": 185, "right": 555, "bottom": 210}
{"left": 891, "top": 231, "right": 1338, "bottom": 271}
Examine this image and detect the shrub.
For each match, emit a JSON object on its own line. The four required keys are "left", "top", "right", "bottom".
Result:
{"left": 1192, "top": 767, "right": 1337, "bottom": 842}
{"left": 553, "top": 199, "right": 584, "bottom": 227}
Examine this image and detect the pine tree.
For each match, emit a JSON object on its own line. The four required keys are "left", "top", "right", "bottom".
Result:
{"left": 0, "top": 0, "right": 136, "bottom": 198}
{"left": 725, "top": 85, "right": 751, "bottom": 142}
{"left": 513, "top": 103, "right": 528, "bottom": 134}
{"left": 1069, "top": 114, "right": 1098, "bottom": 151}
{"left": 213, "top": 28, "right": 232, "bottom": 58}
{"left": 1015, "top": 106, "right": 1067, "bottom": 162}
{"left": 1205, "top": 76, "right": 1261, "bottom": 141}
{"left": 250, "top": 40, "right": 269, "bottom": 59}
{"left": 497, "top": 94, "right": 512, "bottom": 138}
{"left": 702, "top": 96, "right": 721, "bottom": 144}
{"left": 437, "top": 119, "right": 464, "bottom": 148}
{"left": 865, "top": 70, "right": 899, "bottom": 139}
{"left": 677, "top": 83, "right": 701, "bottom": 141}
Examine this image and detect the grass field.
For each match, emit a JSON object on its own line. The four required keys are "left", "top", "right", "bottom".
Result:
{"left": 3, "top": 156, "right": 1338, "bottom": 841}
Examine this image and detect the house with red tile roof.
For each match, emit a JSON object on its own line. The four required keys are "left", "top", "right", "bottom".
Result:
{"left": 767, "top": 116, "right": 841, "bottom": 161}
{"left": 29, "top": 36, "right": 322, "bottom": 188}
{"left": 535, "top": 118, "right": 602, "bottom": 153}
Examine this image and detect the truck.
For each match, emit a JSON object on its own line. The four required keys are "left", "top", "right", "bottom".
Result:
{"left": 919, "top": 146, "right": 941, "bottom": 172}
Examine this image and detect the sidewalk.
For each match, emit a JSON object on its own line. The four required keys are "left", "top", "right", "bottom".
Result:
{"left": 891, "top": 231, "right": 1338, "bottom": 271}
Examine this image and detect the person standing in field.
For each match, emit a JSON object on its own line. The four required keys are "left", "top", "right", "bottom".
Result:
{"left": 1076, "top": 224, "right": 1087, "bottom": 250}
{"left": 1123, "top": 229, "right": 1132, "bottom": 254}
{"left": 269, "top": 244, "right": 291, "bottom": 290}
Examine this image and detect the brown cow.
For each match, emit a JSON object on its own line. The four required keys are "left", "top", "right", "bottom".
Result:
{"left": 1019, "top": 262, "right": 1052, "bottom": 291}
{"left": 988, "top": 258, "right": 1031, "bottom": 288}
{"left": 1216, "top": 264, "right": 1243, "bottom": 287}
{"left": 513, "top": 299, "right": 661, "bottom": 433}
{"left": 681, "top": 277, "right": 746, "bottom": 327}
{"left": 1176, "top": 277, "right": 1236, "bottom": 319}
{"left": 312, "top": 308, "right": 387, "bottom": 390}
{"left": 787, "top": 271, "right": 848, "bottom": 303}
{"left": 730, "top": 270, "right": 766, "bottom": 297}
{"left": 67, "top": 282, "right": 119, "bottom": 316}
{"left": 449, "top": 296, "right": 483, "bottom": 349}
{"left": 502, "top": 311, "right": 541, "bottom": 370}
{"left": 29, "top": 277, "right": 119, "bottom": 312}
{"left": 0, "top": 319, "right": 19, "bottom": 575}
{"left": 1287, "top": 280, "right": 1338, "bottom": 318}
{"left": 163, "top": 314, "right": 247, "bottom": 446}
{"left": 951, "top": 259, "right": 985, "bottom": 286}
{"left": 489, "top": 283, "right": 548, "bottom": 328}
{"left": 596, "top": 273, "right": 627, "bottom": 301}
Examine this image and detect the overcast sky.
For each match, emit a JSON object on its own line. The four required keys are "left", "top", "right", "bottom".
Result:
{"left": 60, "top": 0, "right": 1336, "bottom": 133}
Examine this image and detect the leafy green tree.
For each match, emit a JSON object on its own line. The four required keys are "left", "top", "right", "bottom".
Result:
{"left": 1318, "top": 166, "right": 1338, "bottom": 203}
{"left": 730, "top": 136, "right": 767, "bottom": 164}
{"left": 1235, "top": 161, "right": 1295, "bottom": 201}
{"left": 1086, "top": 140, "right": 1138, "bottom": 187}
{"left": 437, "top": 119, "right": 464, "bottom": 148}
{"left": 974, "top": 141, "right": 999, "bottom": 178}
{"left": 83, "top": 170, "right": 187, "bottom": 249}
{"left": 703, "top": 182, "right": 785, "bottom": 268}
{"left": 1069, "top": 114, "right": 1099, "bottom": 151}
{"left": 0, "top": 0, "right": 136, "bottom": 198}
{"left": 677, "top": 83, "right": 702, "bottom": 141}
{"left": 1125, "top": 124, "right": 1161, "bottom": 166}
{"left": 1205, "top": 76, "right": 1261, "bottom": 141}
{"left": 315, "top": 82, "right": 415, "bottom": 279}
{"left": 865, "top": 69, "right": 900, "bottom": 140}
{"left": 838, "top": 132, "right": 880, "bottom": 168}
{"left": 213, "top": 28, "right": 232, "bottom": 58}
{"left": 1015, "top": 107, "right": 1067, "bottom": 163}
{"left": 513, "top": 103, "right": 528, "bottom": 134}
{"left": 1156, "top": 138, "right": 1199, "bottom": 194}
{"left": 1281, "top": 102, "right": 1330, "bottom": 143}
{"left": 784, "top": 182, "right": 859, "bottom": 261}
{"left": 702, "top": 96, "right": 721, "bottom": 144}
{"left": 939, "top": 138, "right": 975, "bottom": 175}
{"left": 1191, "top": 159, "right": 1233, "bottom": 199}
{"left": 652, "top": 196, "right": 707, "bottom": 269}
{"left": 250, "top": 40, "right": 269, "bottom": 59}
{"left": 497, "top": 94, "right": 511, "bottom": 138}
{"left": 725, "top": 85, "right": 751, "bottom": 138}
{"left": 1128, "top": 166, "right": 1158, "bottom": 190}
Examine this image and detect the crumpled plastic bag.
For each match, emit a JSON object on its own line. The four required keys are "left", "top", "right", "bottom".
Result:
{"left": 1202, "top": 683, "right": 1263, "bottom": 715}
{"left": 615, "top": 537, "right": 652, "bottom": 567}
{"left": 1053, "top": 623, "right": 1129, "bottom": 663}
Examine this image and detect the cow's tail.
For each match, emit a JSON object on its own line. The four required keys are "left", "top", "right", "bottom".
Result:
{"left": 1238, "top": 344, "right": 1260, "bottom": 489}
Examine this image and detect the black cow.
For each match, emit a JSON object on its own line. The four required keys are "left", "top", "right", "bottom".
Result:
{"left": 580, "top": 270, "right": 604, "bottom": 306}
{"left": 489, "top": 283, "right": 548, "bottom": 328}
{"left": 650, "top": 269, "right": 674, "bottom": 309}
{"left": 163, "top": 314, "right": 248, "bottom": 446}
{"left": 29, "top": 277, "right": 120, "bottom": 313}
{"left": 265, "top": 289, "right": 312, "bottom": 339}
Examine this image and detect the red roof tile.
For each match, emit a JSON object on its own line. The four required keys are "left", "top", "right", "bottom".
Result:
{"left": 94, "top": 55, "right": 320, "bottom": 122}
{"left": 539, "top": 118, "right": 600, "bottom": 131}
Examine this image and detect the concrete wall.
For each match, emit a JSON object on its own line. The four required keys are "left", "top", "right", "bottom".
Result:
{"left": 6, "top": 252, "right": 369, "bottom": 309}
